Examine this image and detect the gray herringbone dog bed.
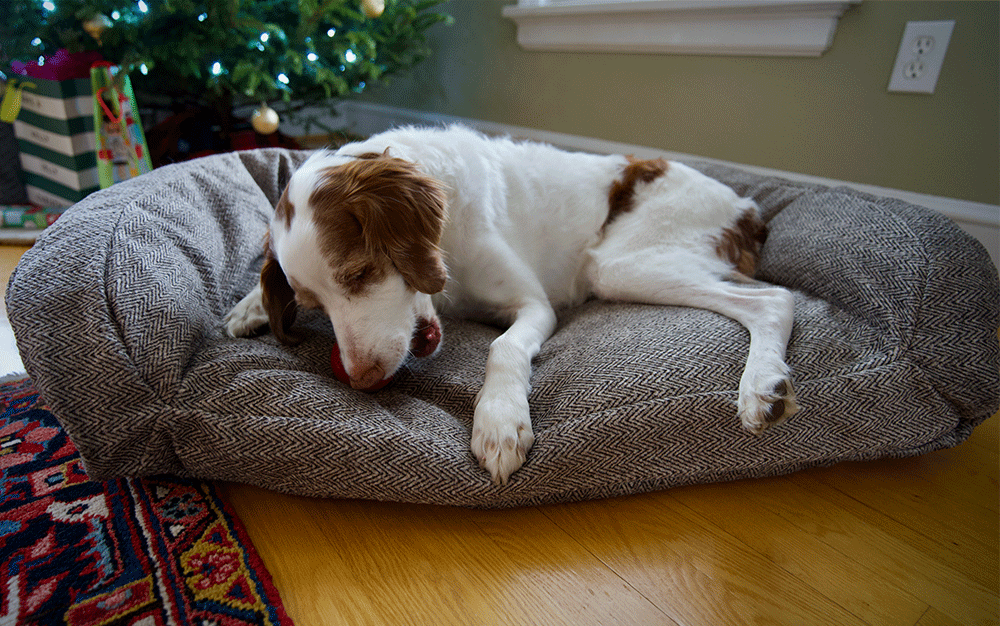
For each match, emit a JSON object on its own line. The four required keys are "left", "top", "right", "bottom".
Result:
{"left": 7, "top": 148, "right": 999, "bottom": 508}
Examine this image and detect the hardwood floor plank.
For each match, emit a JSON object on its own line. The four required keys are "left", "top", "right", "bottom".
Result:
{"left": 914, "top": 606, "right": 973, "bottom": 626}
{"left": 791, "top": 415, "right": 999, "bottom": 593}
{"left": 806, "top": 458, "right": 998, "bottom": 577}
{"left": 0, "top": 245, "right": 30, "bottom": 287}
{"left": 465, "top": 507, "right": 678, "bottom": 625}
{"left": 222, "top": 484, "right": 530, "bottom": 625}
{"left": 963, "top": 410, "right": 999, "bottom": 455}
{"left": 539, "top": 492, "right": 866, "bottom": 626}
{"left": 781, "top": 473, "right": 997, "bottom": 625}
{"left": 221, "top": 483, "right": 674, "bottom": 625}
{"left": 668, "top": 479, "right": 929, "bottom": 626}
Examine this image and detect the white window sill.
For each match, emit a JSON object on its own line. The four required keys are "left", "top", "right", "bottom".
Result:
{"left": 502, "top": 0, "right": 861, "bottom": 56}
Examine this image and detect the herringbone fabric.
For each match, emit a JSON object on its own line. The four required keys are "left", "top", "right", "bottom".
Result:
{"left": 7, "top": 148, "right": 998, "bottom": 508}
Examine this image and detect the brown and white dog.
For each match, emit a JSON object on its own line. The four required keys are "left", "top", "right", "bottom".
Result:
{"left": 225, "top": 125, "right": 798, "bottom": 485}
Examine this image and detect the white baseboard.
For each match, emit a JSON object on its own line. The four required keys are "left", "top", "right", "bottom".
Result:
{"left": 291, "top": 101, "right": 1000, "bottom": 270}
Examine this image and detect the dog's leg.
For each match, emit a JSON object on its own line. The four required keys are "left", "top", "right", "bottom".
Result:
{"left": 590, "top": 256, "right": 797, "bottom": 433}
{"left": 472, "top": 299, "right": 557, "bottom": 485}
{"left": 224, "top": 284, "right": 269, "bottom": 337}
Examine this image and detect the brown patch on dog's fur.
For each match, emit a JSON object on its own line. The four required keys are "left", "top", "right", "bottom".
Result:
{"left": 310, "top": 153, "right": 448, "bottom": 295}
{"left": 716, "top": 208, "right": 767, "bottom": 277}
{"left": 606, "top": 156, "right": 668, "bottom": 229}
{"left": 274, "top": 187, "right": 294, "bottom": 229}
{"left": 260, "top": 231, "right": 301, "bottom": 345}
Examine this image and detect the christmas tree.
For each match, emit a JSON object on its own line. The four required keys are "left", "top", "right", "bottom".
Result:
{"left": 3, "top": 0, "right": 451, "bottom": 154}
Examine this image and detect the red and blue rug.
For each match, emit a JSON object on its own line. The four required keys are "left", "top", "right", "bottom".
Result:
{"left": 0, "top": 376, "right": 294, "bottom": 625}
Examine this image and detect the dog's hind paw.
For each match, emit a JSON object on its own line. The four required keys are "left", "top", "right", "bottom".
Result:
{"left": 739, "top": 377, "right": 799, "bottom": 434}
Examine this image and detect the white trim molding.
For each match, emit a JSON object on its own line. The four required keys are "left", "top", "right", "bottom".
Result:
{"left": 501, "top": 0, "right": 861, "bottom": 56}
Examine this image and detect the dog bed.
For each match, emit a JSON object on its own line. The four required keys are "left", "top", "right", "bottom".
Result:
{"left": 7, "top": 147, "right": 998, "bottom": 508}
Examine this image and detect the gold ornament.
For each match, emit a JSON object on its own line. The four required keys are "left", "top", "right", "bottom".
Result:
{"left": 83, "top": 14, "right": 113, "bottom": 45}
{"left": 362, "top": 0, "right": 385, "bottom": 19}
{"left": 251, "top": 104, "right": 280, "bottom": 134}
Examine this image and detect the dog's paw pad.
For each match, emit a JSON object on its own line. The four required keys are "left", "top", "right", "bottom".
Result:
{"left": 471, "top": 395, "right": 533, "bottom": 485}
{"left": 740, "top": 377, "right": 798, "bottom": 434}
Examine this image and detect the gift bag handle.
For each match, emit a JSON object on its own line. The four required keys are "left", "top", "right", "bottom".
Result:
{"left": 92, "top": 62, "right": 122, "bottom": 124}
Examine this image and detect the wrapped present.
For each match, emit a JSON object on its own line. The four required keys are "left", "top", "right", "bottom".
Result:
{"left": 8, "top": 50, "right": 105, "bottom": 207}
{"left": 1, "top": 204, "right": 67, "bottom": 229}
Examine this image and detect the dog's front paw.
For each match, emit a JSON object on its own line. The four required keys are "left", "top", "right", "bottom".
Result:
{"left": 471, "top": 391, "right": 534, "bottom": 486}
{"left": 739, "top": 376, "right": 799, "bottom": 434}
{"left": 224, "top": 287, "right": 268, "bottom": 338}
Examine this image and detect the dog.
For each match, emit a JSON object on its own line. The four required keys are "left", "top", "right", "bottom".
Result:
{"left": 225, "top": 125, "right": 798, "bottom": 485}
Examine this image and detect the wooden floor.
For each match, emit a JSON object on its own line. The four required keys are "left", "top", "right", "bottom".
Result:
{"left": 2, "top": 244, "right": 997, "bottom": 625}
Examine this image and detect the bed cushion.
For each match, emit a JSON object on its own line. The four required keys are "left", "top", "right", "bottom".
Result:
{"left": 7, "top": 148, "right": 998, "bottom": 508}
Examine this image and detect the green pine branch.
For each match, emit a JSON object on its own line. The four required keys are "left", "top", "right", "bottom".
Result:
{"left": 2, "top": 0, "right": 452, "bottom": 110}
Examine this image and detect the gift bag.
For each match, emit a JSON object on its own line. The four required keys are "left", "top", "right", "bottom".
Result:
{"left": 90, "top": 62, "right": 152, "bottom": 187}
{"left": 6, "top": 63, "right": 99, "bottom": 207}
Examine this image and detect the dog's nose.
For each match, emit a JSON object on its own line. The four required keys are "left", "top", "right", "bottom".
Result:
{"left": 348, "top": 358, "right": 388, "bottom": 391}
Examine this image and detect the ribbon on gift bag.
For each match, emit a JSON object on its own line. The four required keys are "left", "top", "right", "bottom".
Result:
{"left": 90, "top": 62, "right": 152, "bottom": 187}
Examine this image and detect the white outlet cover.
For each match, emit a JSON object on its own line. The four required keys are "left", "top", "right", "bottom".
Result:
{"left": 888, "top": 20, "right": 955, "bottom": 94}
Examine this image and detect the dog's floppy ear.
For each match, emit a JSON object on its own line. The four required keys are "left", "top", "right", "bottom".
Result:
{"left": 260, "top": 233, "right": 300, "bottom": 345}
{"left": 384, "top": 173, "right": 448, "bottom": 295}
{"left": 312, "top": 155, "right": 449, "bottom": 294}
{"left": 328, "top": 156, "right": 448, "bottom": 294}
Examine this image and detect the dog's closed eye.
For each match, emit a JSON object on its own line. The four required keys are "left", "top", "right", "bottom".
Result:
{"left": 338, "top": 263, "right": 384, "bottom": 295}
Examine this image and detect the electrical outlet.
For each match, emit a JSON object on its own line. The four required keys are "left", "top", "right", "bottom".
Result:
{"left": 888, "top": 20, "right": 955, "bottom": 94}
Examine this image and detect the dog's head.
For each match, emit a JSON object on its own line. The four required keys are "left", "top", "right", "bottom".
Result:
{"left": 262, "top": 149, "right": 448, "bottom": 389}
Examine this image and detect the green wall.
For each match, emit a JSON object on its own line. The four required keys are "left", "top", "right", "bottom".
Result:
{"left": 363, "top": 0, "right": 999, "bottom": 204}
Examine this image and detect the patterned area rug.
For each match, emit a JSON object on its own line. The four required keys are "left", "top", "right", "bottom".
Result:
{"left": 0, "top": 376, "right": 294, "bottom": 625}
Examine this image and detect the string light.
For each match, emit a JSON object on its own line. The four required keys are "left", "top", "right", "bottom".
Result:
{"left": 211, "top": 61, "right": 223, "bottom": 75}
{"left": 140, "top": 63, "right": 148, "bottom": 75}
{"left": 111, "top": 11, "right": 121, "bottom": 19}
{"left": 327, "top": 28, "right": 336, "bottom": 37}
{"left": 137, "top": 0, "right": 148, "bottom": 13}
{"left": 344, "top": 49, "right": 357, "bottom": 63}
{"left": 307, "top": 52, "right": 318, "bottom": 62}
{"left": 198, "top": 12, "right": 207, "bottom": 21}
{"left": 42, "top": 1, "right": 55, "bottom": 11}
{"left": 277, "top": 73, "right": 289, "bottom": 85}
{"left": 260, "top": 32, "right": 269, "bottom": 43}
{"left": 31, "top": 38, "right": 42, "bottom": 46}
